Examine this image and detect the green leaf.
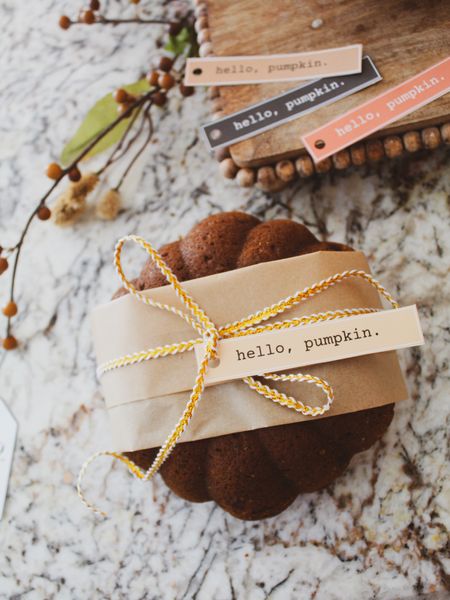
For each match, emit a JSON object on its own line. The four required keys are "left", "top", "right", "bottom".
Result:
{"left": 60, "top": 79, "right": 151, "bottom": 166}
{"left": 164, "top": 27, "right": 192, "bottom": 56}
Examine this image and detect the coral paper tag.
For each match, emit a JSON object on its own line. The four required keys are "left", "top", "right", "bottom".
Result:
{"left": 195, "top": 305, "right": 423, "bottom": 386}
{"left": 0, "top": 399, "right": 17, "bottom": 520}
{"left": 185, "top": 44, "right": 362, "bottom": 86}
{"left": 202, "top": 56, "right": 381, "bottom": 150}
{"left": 303, "top": 56, "right": 450, "bottom": 162}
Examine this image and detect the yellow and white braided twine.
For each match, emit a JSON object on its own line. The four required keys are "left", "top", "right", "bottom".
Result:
{"left": 78, "top": 235, "right": 399, "bottom": 516}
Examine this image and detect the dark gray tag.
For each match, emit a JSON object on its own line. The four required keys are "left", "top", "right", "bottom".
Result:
{"left": 201, "top": 56, "right": 382, "bottom": 150}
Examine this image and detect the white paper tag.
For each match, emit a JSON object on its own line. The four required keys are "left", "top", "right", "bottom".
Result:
{"left": 195, "top": 305, "right": 424, "bottom": 386}
{"left": 0, "top": 398, "right": 17, "bottom": 520}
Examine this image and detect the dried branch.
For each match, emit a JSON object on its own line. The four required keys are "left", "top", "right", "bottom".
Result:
{"left": 1, "top": 2, "right": 196, "bottom": 349}
{"left": 2, "top": 89, "right": 155, "bottom": 343}
{"left": 115, "top": 108, "right": 154, "bottom": 191}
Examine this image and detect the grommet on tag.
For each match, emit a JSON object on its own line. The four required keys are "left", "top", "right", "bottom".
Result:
{"left": 193, "top": 68, "right": 203, "bottom": 76}
{"left": 209, "top": 357, "right": 221, "bottom": 368}
{"left": 315, "top": 139, "right": 326, "bottom": 149}
{"left": 210, "top": 128, "right": 222, "bottom": 141}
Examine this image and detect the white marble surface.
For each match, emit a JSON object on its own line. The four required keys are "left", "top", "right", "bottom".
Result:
{"left": 0, "top": 1, "right": 450, "bottom": 599}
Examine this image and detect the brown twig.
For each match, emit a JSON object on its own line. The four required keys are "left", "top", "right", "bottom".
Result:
{"left": 96, "top": 107, "right": 143, "bottom": 176}
{"left": 115, "top": 108, "right": 154, "bottom": 191}
{"left": 67, "top": 16, "right": 171, "bottom": 27}
{"left": 97, "top": 16, "right": 171, "bottom": 26}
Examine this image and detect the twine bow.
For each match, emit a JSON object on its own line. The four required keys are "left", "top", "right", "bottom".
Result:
{"left": 78, "top": 235, "right": 399, "bottom": 516}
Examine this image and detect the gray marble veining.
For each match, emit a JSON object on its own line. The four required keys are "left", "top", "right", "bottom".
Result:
{"left": 0, "top": 1, "right": 449, "bottom": 599}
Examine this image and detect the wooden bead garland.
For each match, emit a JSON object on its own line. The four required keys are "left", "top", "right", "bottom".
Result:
{"left": 403, "top": 131, "right": 422, "bottom": 153}
{"left": 422, "top": 127, "right": 441, "bottom": 149}
{"left": 332, "top": 150, "right": 351, "bottom": 170}
{"left": 256, "top": 166, "right": 286, "bottom": 192}
{"left": 295, "top": 156, "right": 315, "bottom": 178}
{"left": 383, "top": 136, "right": 403, "bottom": 159}
{"left": 350, "top": 143, "right": 366, "bottom": 166}
{"left": 219, "top": 158, "right": 238, "bottom": 179}
{"left": 441, "top": 123, "right": 450, "bottom": 144}
{"left": 236, "top": 168, "right": 255, "bottom": 188}
{"left": 194, "top": 6, "right": 450, "bottom": 191}
{"left": 275, "top": 160, "right": 296, "bottom": 182}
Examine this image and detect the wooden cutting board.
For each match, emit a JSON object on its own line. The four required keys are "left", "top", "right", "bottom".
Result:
{"left": 205, "top": 0, "right": 450, "bottom": 167}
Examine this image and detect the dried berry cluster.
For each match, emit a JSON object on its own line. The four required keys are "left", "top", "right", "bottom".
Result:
{"left": 59, "top": 0, "right": 168, "bottom": 29}
{"left": 1, "top": 1, "right": 196, "bottom": 351}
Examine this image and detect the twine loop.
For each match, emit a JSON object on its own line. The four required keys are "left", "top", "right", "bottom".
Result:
{"left": 78, "top": 235, "right": 399, "bottom": 516}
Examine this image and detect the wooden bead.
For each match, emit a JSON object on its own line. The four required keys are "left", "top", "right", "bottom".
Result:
{"left": 366, "top": 139, "right": 384, "bottom": 162}
{"left": 214, "top": 147, "right": 230, "bottom": 162}
{"left": 195, "top": 3, "right": 208, "bottom": 17}
{"left": 383, "top": 135, "right": 403, "bottom": 158}
{"left": 199, "top": 42, "right": 213, "bottom": 57}
{"left": 350, "top": 143, "right": 366, "bottom": 166}
{"left": 295, "top": 155, "right": 315, "bottom": 178}
{"left": 197, "top": 28, "right": 210, "bottom": 44}
{"left": 275, "top": 160, "right": 296, "bottom": 182}
{"left": 403, "top": 131, "right": 422, "bottom": 153}
{"left": 422, "top": 127, "right": 441, "bottom": 149}
{"left": 256, "top": 166, "right": 286, "bottom": 192}
{"left": 315, "top": 157, "right": 332, "bottom": 173}
{"left": 208, "top": 86, "right": 219, "bottom": 100}
{"left": 211, "top": 98, "right": 223, "bottom": 113}
{"left": 219, "top": 158, "right": 238, "bottom": 179}
{"left": 236, "top": 168, "right": 256, "bottom": 188}
{"left": 195, "top": 16, "right": 208, "bottom": 32}
{"left": 440, "top": 122, "right": 450, "bottom": 144}
{"left": 332, "top": 149, "right": 351, "bottom": 170}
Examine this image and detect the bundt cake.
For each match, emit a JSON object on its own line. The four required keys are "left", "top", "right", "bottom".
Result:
{"left": 115, "top": 211, "right": 394, "bottom": 520}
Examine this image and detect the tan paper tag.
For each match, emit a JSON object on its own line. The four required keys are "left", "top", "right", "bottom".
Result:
{"left": 184, "top": 44, "right": 362, "bottom": 86}
{"left": 195, "top": 306, "right": 423, "bottom": 386}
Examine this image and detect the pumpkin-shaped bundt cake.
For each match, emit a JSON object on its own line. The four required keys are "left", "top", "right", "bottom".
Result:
{"left": 116, "top": 212, "right": 394, "bottom": 520}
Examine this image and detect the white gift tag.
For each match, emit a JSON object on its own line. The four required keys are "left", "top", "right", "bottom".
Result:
{"left": 0, "top": 398, "right": 17, "bottom": 520}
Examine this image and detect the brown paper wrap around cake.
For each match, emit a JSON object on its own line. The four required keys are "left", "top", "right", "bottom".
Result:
{"left": 92, "top": 212, "right": 407, "bottom": 520}
{"left": 93, "top": 250, "right": 407, "bottom": 450}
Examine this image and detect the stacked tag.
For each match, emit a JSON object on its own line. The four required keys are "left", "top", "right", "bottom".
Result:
{"left": 187, "top": 46, "right": 450, "bottom": 161}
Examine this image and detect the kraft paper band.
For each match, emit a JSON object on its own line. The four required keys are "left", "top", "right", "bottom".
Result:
{"left": 92, "top": 251, "right": 409, "bottom": 451}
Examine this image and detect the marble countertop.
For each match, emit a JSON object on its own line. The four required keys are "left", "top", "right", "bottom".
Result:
{"left": 0, "top": 1, "right": 449, "bottom": 599}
